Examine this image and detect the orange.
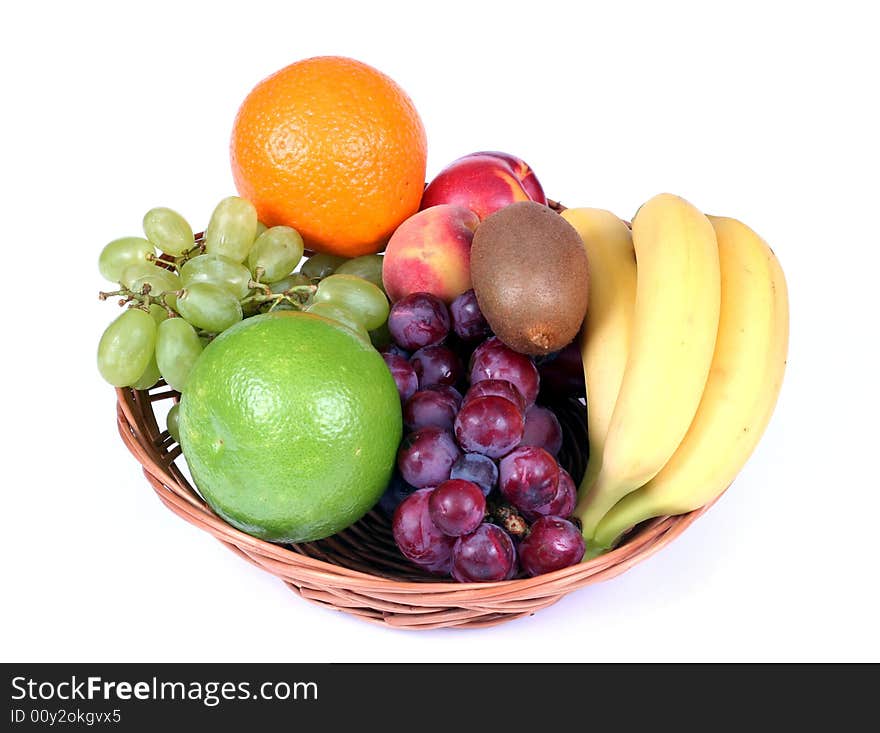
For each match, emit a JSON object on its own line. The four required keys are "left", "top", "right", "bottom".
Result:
{"left": 230, "top": 56, "right": 427, "bottom": 257}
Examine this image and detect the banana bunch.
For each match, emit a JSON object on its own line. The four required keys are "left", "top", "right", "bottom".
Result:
{"left": 563, "top": 194, "right": 789, "bottom": 557}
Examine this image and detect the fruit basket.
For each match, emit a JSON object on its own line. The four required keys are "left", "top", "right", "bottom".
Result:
{"left": 116, "top": 382, "right": 713, "bottom": 629}
{"left": 100, "top": 56, "right": 785, "bottom": 630}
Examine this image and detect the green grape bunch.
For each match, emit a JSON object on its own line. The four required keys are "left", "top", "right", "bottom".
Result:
{"left": 96, "top": 196, "right": 391, "bottom": 395}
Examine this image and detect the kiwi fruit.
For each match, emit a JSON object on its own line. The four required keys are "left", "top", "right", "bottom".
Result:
{"left": 470, "top": 201, "right": 589, "bottom": 356}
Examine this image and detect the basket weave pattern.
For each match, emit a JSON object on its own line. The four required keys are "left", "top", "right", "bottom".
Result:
{"left": 116, "top": 381, "right": 711, "bottom": 629}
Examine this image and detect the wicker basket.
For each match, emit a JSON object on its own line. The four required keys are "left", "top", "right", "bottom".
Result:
{"left": 115, "top": 379, "right": 713, "bottom": 630}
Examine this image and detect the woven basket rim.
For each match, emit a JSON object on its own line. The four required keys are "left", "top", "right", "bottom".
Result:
{"left": 115, "top": 384, "right": 715, "bottom": 610}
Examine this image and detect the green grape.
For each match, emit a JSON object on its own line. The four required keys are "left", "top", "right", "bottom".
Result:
{"left": 121, "top": 262, "right": 180, "bottom": 289}
{"left": 242, "top": 299, "right": 263, "bottom": 317}
{"left": 300, "top": 252, "right": 348, "bottom": 280}
{"left": 166, "top": 403, "right": 181, "bottom": 444}
{"left": 270, "top": 272, "right": 311, "bottom": 294}
{"left": 204, "top": 196, "right": 258, "bottom": 262}
{"left": 148, "top": 303, "right": 170, "bottom": 324}
{"left": 175, "top": 282, "right": 243, "bottom": 333}
{"left": 143, "top": 207, "right": 194, "bottom": 256}
{"left": 98, "top": 237, "right": 156, "bottom": 282}
{"left": 305, "top": 301, "right": 369, "bottom": 341}
{"left": 97, "top": 308, "right": 157, "bottom": 387}
{"left": 369, "top": 320, "right": 392, "bottom": 350}
{"left": 127, "top": 266, "right": 182, "bottom": 309}
{"left": 131, "top": 354, "right": 161, "bottom": 391}
{"left": 255, "top": 221, "right": 268, "bottom": 239}
{"left": 335, "top": 255, "right": 385, "bottom": 291}
{"left": 120, "top": 261, "right": 159, "bottom": 288}
{"left": 180, "top": 253, "right": 252, "bottom": 300}
{"left": 248, "top": 226, "right": 305, "bottom": 282}
{"left": 156, "top": 317, "right": 204, "bottom": 392}
{"left": 313, "top": 274, "right": 389, "bottom": 331}
{"left": 198, "top": 335, "right": 212, "bottom": 348}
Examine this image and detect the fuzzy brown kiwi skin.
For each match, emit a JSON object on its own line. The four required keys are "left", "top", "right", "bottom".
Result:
{"left": 470, "top": 201, "right": 590, "bottom": 357}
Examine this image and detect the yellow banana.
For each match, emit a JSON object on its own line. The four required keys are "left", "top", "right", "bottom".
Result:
{"left": 589, "top": 216, "right": 789, "bottom": 551}
{"left": 575, "top": 193, "right": 721, "bottom": 539}
{"left": 560, "top": 208, "right": 636, "bottom": 495}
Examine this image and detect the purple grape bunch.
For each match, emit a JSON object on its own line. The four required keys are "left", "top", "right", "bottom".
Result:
{"left": 381, "top": 290, "right": 585, "bottom": 581}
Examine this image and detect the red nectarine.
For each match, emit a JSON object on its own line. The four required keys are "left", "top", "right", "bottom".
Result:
{"left": 420, "top": 151, "right": 547, "bottom": 220}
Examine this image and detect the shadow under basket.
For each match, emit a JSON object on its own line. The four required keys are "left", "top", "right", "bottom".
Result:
{"left": 116, "top": 383, "right": 713, "bottom": 630}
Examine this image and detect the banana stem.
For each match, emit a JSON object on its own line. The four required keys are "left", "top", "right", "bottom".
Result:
{"left": 582, "top": 539, "right": 612, "bottom": 561}
{"left": 574, "top": 467, "right": 631, "bottom": 540}
{"left": 591, "top": 490, "right": 658, "bottom": 550}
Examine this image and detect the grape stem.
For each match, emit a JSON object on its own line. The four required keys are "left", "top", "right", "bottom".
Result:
{"left": 487, "top": 501, "right": 529, "bottom": 539}
{"left": 147, "top": 241, "right": 206, "bottom": 272}
{"left": 247, "top": 277, "right": 273, "bottom": 297}
{"left": 97, "top": 283, "right": 177, "bottom": 317}
{"left": 240, "top": 282, "right": 317, "bottom": 313}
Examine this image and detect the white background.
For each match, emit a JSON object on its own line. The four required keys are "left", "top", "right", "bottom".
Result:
{"left": 3, "top": 0, "right": 878, "bottom": 662}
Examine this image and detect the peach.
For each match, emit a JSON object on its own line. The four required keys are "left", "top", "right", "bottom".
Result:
{"left": 382, "top": 205, "right": 479, "bottom": 303}
{"left": 420, "top": 151, "right": 547, "bottom": 220}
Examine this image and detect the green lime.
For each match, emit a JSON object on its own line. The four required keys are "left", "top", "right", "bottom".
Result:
{"left": 178, "top": 311, "right": 402, "bottom": 543}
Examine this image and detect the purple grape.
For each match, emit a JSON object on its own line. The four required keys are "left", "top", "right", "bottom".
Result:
{"left": 525, "top": 468, "right": 576, "bottom": 521}
{"left": 463, "top": 378, "right": 525, "bottom": 412}
{"left": 392, "top": 489, "right": 456, "bottom": 567}
{"left": 428, "top": 479, "right": 486, "bottom": 537}
{"left": 450, "top": 453, "right": 498, "bottom": 496}
{"left": 410, "top": 344, "right": 462, "bottom": 389}
{"left": 498, "top": 446, "right": 559, "bottom": 514}
{"left": 388, "top": 292, "right": 451, "bottom": 351}
{"left": 519, "top": 405, "right": 563, "bottom": 456}
{"left": 382, "top": 353, "right": 419, "bottom": 404}
{"left": 451, "top": 523, "right": 516, "bottom": 582}
{"left": 378, "top": 471, "right": 417, "bottom": 517}
{"left": 470, "top": 337, "right": 540, "bottom": 407}
{"left": 428, "top": 384, "right": 463, "bottom": 408}
{"left": 397, "top": 427, "right": 461, "bottom": 488}
{"left": 404, "top": 387, "right": 460, "bottom": 432}
{"left": 380, "top": 342, "right": 410, "bottom": 359}
{"left": 450, "top": 289, "right": 491, "bottom": 341}
{"left": 537, "top": 341, "right": 586, "bottom": 399}
{"left": 505, "top": 560, "right": 520, "bottom": 580}
{"left": 421, "top": 556, "right": 453, "bottom": 576}
{"left": 454, "top": 395, "right": 524, "bottom": 459}
{"left": 518, "top": 516, "right": 585, "bottom": 576}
